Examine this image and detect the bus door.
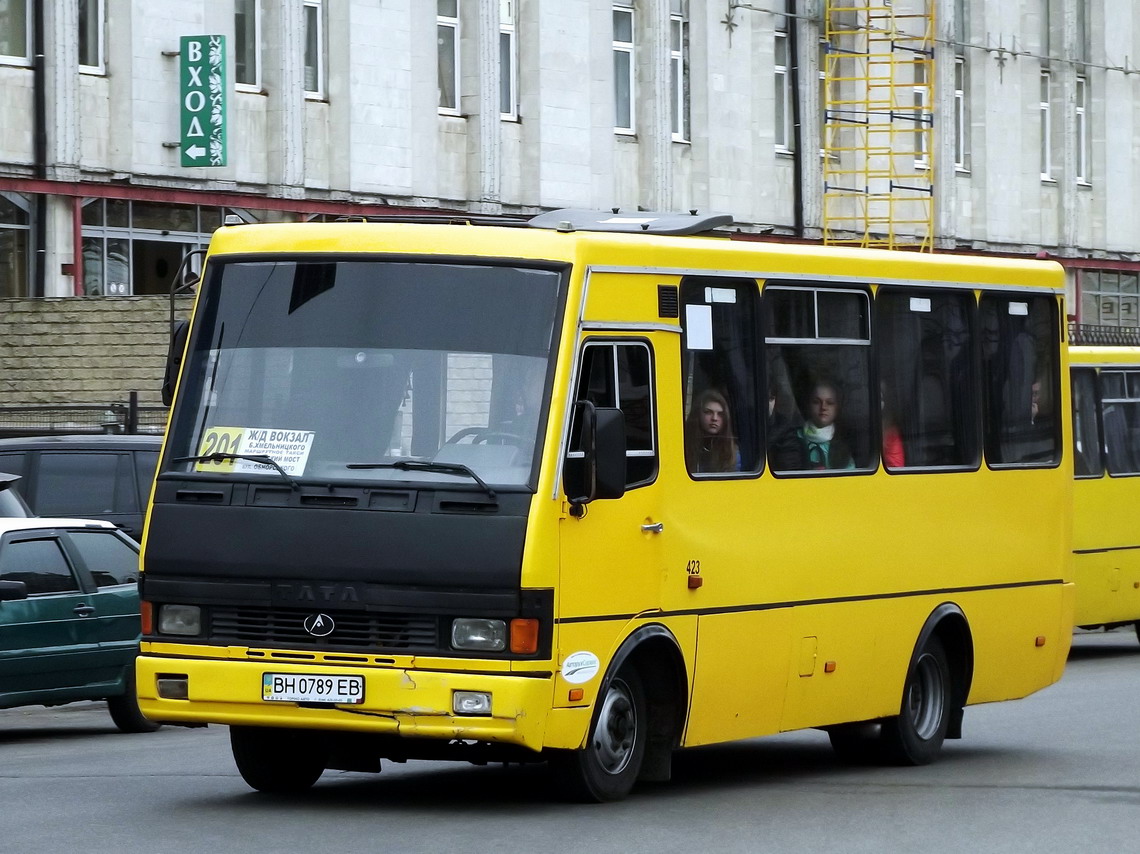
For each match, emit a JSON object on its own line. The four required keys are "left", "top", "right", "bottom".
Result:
{"left": 557, "top": 337, "right": 670, "bottom": 676}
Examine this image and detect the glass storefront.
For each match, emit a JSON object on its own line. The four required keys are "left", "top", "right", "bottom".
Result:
{"left": 0, "top": 192, "right": 31, "bottom": 298}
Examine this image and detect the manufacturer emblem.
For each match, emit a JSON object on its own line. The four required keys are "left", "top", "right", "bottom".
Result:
{"left": 303, "top": 613, "right": 335, "bottom": 637}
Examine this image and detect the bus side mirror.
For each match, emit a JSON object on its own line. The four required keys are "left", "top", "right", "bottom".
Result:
{"left": 161, "top": 319, "right": 190, "bottom": 407}
{"left": 564, "top": 401, "right": 626, "bottom": 509}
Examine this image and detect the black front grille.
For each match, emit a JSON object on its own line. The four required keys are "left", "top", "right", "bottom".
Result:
{"left": 210, "top": 607, "right": 440, "bottom": 652}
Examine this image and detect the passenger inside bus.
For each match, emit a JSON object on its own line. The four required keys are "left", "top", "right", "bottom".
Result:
{"left": 881, "top": 381, "right": 906, "bottom": 468}
{"left": 767, "top": 377, "right": 804, "bottom": 470}
{"left": 686, "top": 389, "right": 741, "bottom": 473}
{"left": 798, "top": 380, "right": 856, "bottom": 470}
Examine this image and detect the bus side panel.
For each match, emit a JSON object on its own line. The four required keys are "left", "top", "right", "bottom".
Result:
{"left": 1073, "top": 477, "right": 1140, "bottom": 626}
{"left": 962, "top": 583, "right": 1074, "bottom": 703}
{"left": 683, "top": 609, "right": 793, "bottom": 746}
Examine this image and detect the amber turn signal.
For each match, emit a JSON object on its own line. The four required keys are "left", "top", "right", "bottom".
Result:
{"left": 1035, "top": 636, "right": 1047, "bottom": 647}
{"left": 510, "top": 618, "right": 539, "bottom": 654}
{"left": 140, "top": 600, "right": 153, "bottom": 636}
{"left": 568, "top": 688, "right": 584, "bottom": 701}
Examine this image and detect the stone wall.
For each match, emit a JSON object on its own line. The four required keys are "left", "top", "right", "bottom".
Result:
{"left": 0, "top": 296, "right": 188, "bottom": 408}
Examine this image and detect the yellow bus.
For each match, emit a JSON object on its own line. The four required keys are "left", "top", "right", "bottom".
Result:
{"left": 137, "top": 211, "right": 1074, "bottom": 801}
{"left": 1069, "top": 345, "right": 1140, "bottom": 643}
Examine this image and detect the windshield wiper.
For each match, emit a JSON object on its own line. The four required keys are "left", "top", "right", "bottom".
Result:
{"left": 346, "top": 460, "right": 496, "bottom": 499}
{"left": 173, "top": 453, "right": 300, "bottom": 490}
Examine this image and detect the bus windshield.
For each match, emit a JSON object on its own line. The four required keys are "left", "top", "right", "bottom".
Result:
{"left": 165, "top": 258, "right": 563, "bottom": 490}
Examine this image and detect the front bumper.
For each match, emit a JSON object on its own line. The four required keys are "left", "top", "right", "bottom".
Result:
{"left": 136, "top": 652, "right": 554, "bottom": 751}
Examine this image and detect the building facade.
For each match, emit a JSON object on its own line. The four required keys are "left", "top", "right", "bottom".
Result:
{"left": 1, "top": 1, "right": 1139, "bottom": 403}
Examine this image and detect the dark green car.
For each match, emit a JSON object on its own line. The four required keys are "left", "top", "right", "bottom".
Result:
{"left": 0, "top": 517, "right": 158, "bottom": 732}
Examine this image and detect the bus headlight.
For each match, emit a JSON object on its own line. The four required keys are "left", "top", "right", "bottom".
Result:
{"left": 451, "top": 618, "right": 506, "bottom": 651}
{"left": 158, "top": 604, "right": 202, "bottom": 636}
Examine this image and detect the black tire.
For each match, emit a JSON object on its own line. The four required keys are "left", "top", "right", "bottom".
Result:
{"left": 555, "top": 667, "right": 647, "bottom": 803}
{"left": 881, "top": 635, "right": 951, "bottom": 766}
{"left": 107, "top": 665, "right": 161, "bottom": 734}
{"left": 1134, "top": 621, "right": 1140, "bottom": 645}
{"left": 229, "top": 726, "right": 328, "bottom": 794}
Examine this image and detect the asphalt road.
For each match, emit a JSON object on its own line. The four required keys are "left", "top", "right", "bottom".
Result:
{"left": 2, "top": 630, "right": 1137, "bottom": 854}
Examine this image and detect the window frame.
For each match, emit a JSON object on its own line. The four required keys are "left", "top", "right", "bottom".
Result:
{"left": 499, "top": 0, "right": 518, "bottom": 120}
{"left": 774, "top": 30, "right": 792, "bottom": 153}
{"left": 0, "top": 0, "right": 32, "bottom": 66}
{"left": 979, "top": 293, "right": 1062, "bottom": 470}
{"left": 612, "top": 5, "right": 636, "bottom": 135}
{"left": 302, "top": 0, "right": 326, "bottom": 100}
{"left": 0, "top": 532, "right": 83, "bottom": 596}
{"left": 913, "top": 62, "right": 929, "bottom": 170}
{"left": 78, "top": 0, "right": 106, "bottom": 75}
{"left": 571, "top": 338, "right": 658, "bottom": 490}
{"left": 953, "top": 57, "right": 968, "bottom": 171}
{"left": 1099, "top": 369, "right": 1140, "bottom": 477}
{"left": 874, "top": 287, "right": 982, "bottom": 474}
{"left": 670, "top": 2, "right": 689, "bottom": 142}
{"left": 764, "top": 284, "right": 875, "bottom": 477}
{"left": 438, "top": 0, "right": 461, "bottom": 116}
{"left": 1071, "top": 366, "right": 1104, "bottom": 479}
{"left": 1040, "top": 69, "right": 1053, "bottom": 180}
{"left": 1075, "top": 75, "right": 1089, "bottom": 185}
{"left": 234, "top": 0, "right": 262, "bottom": 92}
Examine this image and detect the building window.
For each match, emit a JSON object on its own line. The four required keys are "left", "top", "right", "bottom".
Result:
{"left": 913, "top": 63, "right": 929, "bottom": 169}
{"left": 80, "top": 200, "right": 220, "bottom": 297}
{"left": 0, "top": 0, "right": 31, "bottom": 64}
{"left": 1076, "top": 75, "right": 1088, "bottom": 183}
{"left": 670, "top": 1, "right": 689, "bottom": 141}
{"left": 438, "top": 0, "right": 460, "bottom": 114}
{"left": 1039, "top": 71, "right": 1052, "bottom": 179}
{"left": 1080, "top": 271, "right": 1140, "bottom": 328}
{"left": 953, "top": 57, "right": 967, "bottom": 169}
{"left": 234, "top": 0, "right": 261, "bottom": 90}
{"left": 1039, "top": 0, "right": 1051, "bottom": 57}
{"left": 499, "top": 0, "right": 517, "bottom": 119}
{"left": 302, "top": 0, "right": 325, "bottom": 98}
{"left": 78, "top": 0, "right": 105, "bottom": 73}
{"left": 613, "top": 4, "right": 635, "bottom": 133}
{"left": 0, "top": 192, "right": 31, "bottom": 299}
{"left": 774, "top": 30, "right": 791, "bottom": 151}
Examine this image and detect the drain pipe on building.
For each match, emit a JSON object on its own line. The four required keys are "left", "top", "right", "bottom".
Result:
{"left": 32, "top": 0, "right": 47, "bottom": 297}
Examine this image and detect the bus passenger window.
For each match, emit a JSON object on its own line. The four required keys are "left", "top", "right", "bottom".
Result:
{"left": 980, "top": 295, "right": 1060, "bottom": 466}
{"left": 572, "top": 342, "right": 657, "bottom": 487}
{"left": 680, "top": 277, "right": 761, "bottom": 476}
{"left": 1100, "top": 370, "right": 1140, "bottom": 476}
{"left": 1071, "top": 369, "right": 1103, "bottom": 477}
{"left": 764, "top": 286, "right": 873, "bottom": 473}
{"left": 876, "top": 290, "right": 978, "bottom": 470}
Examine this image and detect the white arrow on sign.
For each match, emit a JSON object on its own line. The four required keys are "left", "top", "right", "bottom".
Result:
{"left": 185, "top": 144, "right": 206, "bottom": 159}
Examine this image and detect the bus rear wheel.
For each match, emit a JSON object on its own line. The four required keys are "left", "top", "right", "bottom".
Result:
{"left": 230, "top": 726, "right": 328, "bottom": 793}
{"left": 555, "top": 667, "right": 647, "bottom": 802}
{"left": 881, "top": 635, "right": 951, "bottom": 766}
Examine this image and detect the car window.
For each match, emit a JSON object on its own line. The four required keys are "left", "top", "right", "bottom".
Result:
{"left": 36, "top": 453, "right": 137, "bottom": 516}
{"left": 135, "top": 451, "right": 159, "bottom": 505}
{"left": 0, "top": 452, "right": 27, "bottom": 479}
{"left": 0, "top": 537, "right": 80, "bottom": 594}
{"left": 0, "top": 482, "right": 31, "bottom": 517}
{"left": 67, "top": 530, "right": 140, "bottom": 587}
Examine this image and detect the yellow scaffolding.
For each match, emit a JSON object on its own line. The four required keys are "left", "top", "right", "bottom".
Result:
{"left": 822, "top": 1, "right": 936, "bottom": 251}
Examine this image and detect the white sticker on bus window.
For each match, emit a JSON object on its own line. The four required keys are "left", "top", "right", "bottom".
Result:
{"left": 909, "top": 297, "right": 932, "bottom": 313}
{"left": 1008, "top": 301, "right": 1029, "bottom": 316}
{"left": 562, "top": 651, "right": 600, "bottom": 684}
{"left": 195, "top": 426, "right": 315, "bottom": 476}
{"left": 685, "top": 304, "right": 714, "bottom": 350}
{"left": 704, "top": 287, "right": 737, "bottom": 304}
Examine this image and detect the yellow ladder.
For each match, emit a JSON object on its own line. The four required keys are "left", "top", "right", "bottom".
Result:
{"left": 823, "top": 1, "right": 936, "bottom": 251}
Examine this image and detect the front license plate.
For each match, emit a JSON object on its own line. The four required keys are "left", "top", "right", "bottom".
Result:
{"left": 262, "top": 673, "right": 365, "bottom": 704}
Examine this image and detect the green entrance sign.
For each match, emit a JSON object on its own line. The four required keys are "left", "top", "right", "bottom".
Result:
{"left": 180, "top": 35, "right": 226, "bottom": 167}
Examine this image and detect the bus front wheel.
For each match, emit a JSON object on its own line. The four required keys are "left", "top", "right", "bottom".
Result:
{"left": 881, "top": 635, "right": 951, "bottom": 766}
{"left": 230, "top": 726, "right": 328, "bottom": 793}
{"left": 555, "top": 667, "right": 647, "bottom": 802}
